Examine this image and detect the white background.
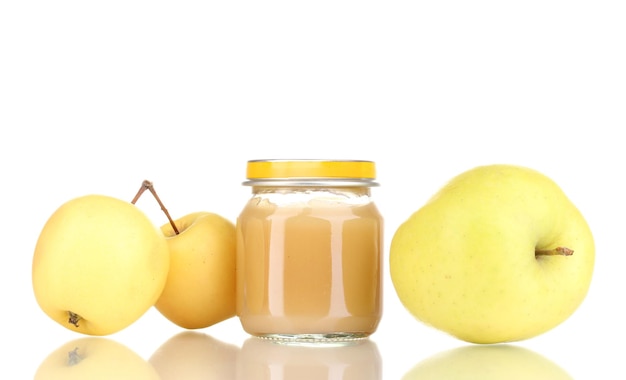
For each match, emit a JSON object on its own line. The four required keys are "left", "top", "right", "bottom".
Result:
{"left": 1, "top": 1, "right": 625, "bottom": 378}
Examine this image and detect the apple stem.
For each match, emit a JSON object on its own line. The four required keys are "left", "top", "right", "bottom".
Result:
{"left": 68, "top": 311, "right": 82, "bottom": 327}
{"left": 131, "top": 180, "right": 180, "bottom": 235}
{"left": 67, "top": 347, "right": 82, "bottom": 366}
{"left": 535, "top": 246, "right": 574, "bottom": 257}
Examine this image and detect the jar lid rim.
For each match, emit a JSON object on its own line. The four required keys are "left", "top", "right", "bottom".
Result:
{"left": 246, "top": 159, "right": 377, "bottom": 181}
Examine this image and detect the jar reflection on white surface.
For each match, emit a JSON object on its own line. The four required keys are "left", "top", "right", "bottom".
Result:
{"left": 237, "top": 337, "right": 382, "bottom": 380}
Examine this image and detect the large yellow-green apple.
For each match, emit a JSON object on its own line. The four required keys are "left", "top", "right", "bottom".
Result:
{"left": 149, "top": 331, "right": 239, "bottom": 379}
{"left": 390, "top": 164, "right": 595, "bottom": 344}
{"left": 34, "top": 337, "right": 161, "bottom": 379}
{"left": 155, "top": 212, "right": 237, "bottom": 329}
{"left": 403, "top": 345, "right": 573, "bottom": 380}
{"left": 32, "top": 194, "right": 170, "bottom": 335}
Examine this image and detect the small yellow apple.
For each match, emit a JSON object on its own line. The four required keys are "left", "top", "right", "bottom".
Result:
{"left": 402, "top": 345, "right": 573, "bottom": 379}
{"left": 390, "top": 164, "right": 595, "bottom": 344}
{"left": 149, "top": 331, "right": 239, "bottom": 379}
{"left": 32, "top": 194, "right": 170, "bottom": 335}
{"left": 34, "top": 337, "right": 161, "bottom": 379}
{"left": 155, "top": 212, "right": 237, "bottom": 329}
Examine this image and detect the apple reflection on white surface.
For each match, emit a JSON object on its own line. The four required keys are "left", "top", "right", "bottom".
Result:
{"left": 402, "top": 344, "right": 573, "bottom": 380}
{"left": 238, "top": 337, "right": 382, "bottom": 380}
{"left": 149, "top": 331, "right": 239, "bottom": 379}
{"left": 33, "top": 337, "right": 161, "bottom": 380}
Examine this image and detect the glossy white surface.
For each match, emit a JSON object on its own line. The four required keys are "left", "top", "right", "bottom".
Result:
{"left": 2, "top": 1, "right": 624, "bottom": 378}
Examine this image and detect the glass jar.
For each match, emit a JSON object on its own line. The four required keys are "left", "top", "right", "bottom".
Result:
{"left": 236, "top": 159, "right": 383, "bottom": 344}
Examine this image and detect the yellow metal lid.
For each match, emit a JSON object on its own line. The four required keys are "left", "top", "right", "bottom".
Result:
{"left": 244, "top": 159, "right": 378, "bottom": 186}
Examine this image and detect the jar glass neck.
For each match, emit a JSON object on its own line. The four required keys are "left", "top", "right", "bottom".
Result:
{"left": 252, "top": 186, "right": 370, "bottom": 195}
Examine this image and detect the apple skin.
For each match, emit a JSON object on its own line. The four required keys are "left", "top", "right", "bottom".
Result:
{"left": 34, "top": 337, "right": 161, "bottom": 379}
{"left": 155, "top": 212, "right": 237, "bottom": 329}
{"left": 32, "top": 194, "right": 170, "bottom": 336}
{"left": 390, "top": 164, "right": 595, "bottom": 344}
{"left": 403, "top": 344, "right": 573, "bottom": 380}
